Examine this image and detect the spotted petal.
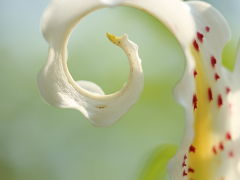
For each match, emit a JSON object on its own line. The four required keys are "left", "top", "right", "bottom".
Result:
{"left": 123, "top": 0, "right": 240, "bottom": 179}
{"left": 168, "top": 1, "right": 240, "bottom": 180}
{"left": 38, "top": 0, "right": 240, "bottom": 179}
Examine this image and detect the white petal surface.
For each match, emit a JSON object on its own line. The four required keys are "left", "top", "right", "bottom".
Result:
{"left": 168, "top": 1, "right": 240, "bottom": 180}
{"left": 123, "top": 0, "right": 196, "bottom": 48}
{"left": 38, "top": 0, "right": 240, "bottom": 179}
{"left": 38, "top": 0, "right": 197, "bottom": 127}
{"left": 38, "top": 0, "right": 144, "bottom": 127}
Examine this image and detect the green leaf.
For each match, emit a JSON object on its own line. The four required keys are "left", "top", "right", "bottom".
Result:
{"left": 222, "top": 41, "right": 237, "bottom": 71}
{"left": 138, "top": 144, "right": 177, "bottom": 180}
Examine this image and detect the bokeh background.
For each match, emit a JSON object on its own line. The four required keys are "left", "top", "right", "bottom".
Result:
{"left": 0, "top": 0, "right": 240, "bottom": 180}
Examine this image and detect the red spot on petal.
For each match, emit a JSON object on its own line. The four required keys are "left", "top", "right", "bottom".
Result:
{"left": 228, "top": 104, "right": 232, "bottom": 109}
{"left": 219, "top": 142, "right": 224, "bottom": 151}
{"left": 192, "top": 94, "right": 198, "bottom": 110}
{"left": 193, "top": 69, "right": 198, "bottom": 78}
{"left": 182, "top": 161, "right": 187, "bottom": 167}
{"left": 226, "top": 87, "right": 231, "bottom": 94}
{"left": 226, "top": 132, "right": 232, "bottom": 141}
{"left": 184, "top": 154, "right": 187, "bottom": 160}
{"left": 208, "top": 88, "right": 213, "bottom": 101}
{"left": 215, "top": 73, "right": 220, "bottom": 81}
{"left": 188, "top": 167, "right": 195, "bottom": 173}
{"left": 197, "top": 32, "right": 204, "bottom": 43}
{"left": 183, "top": 170, "right": 188, "bottom": 176}
{"left": 212, "top": 146, "right": 217, "bottom": 154}
{"left": 193, "top": 39, "right": 199, "bottom": 51}
{"left": 228, "top": 151, "right": 234, "bottom": 158}
{"left": 205, "top": 26, "right": 210, "bottom": 32}
{"left": 210, "top": 56, "right": 217, "bottom": 68}
{"left": 189, "top": 145, "right": 196, "bottom": 153}
{"left": 218, "top": 95, "right": 223, "bottom": 107}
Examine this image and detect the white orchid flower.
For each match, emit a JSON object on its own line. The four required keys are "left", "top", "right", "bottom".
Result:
{"left": 38, "top": 0, "right": 240, "bottom": 179}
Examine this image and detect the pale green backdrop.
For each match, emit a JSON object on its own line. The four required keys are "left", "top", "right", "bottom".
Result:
{"left": 0, "top": 0, "right": 239, "bottom": 180}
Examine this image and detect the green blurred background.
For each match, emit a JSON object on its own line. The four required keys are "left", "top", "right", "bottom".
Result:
{"left": 0, "top": 0, "right": 239, "bottom": 180}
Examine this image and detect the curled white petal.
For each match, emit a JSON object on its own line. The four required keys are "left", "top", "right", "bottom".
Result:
{"left": 123, "top": 0, "right": 196, "bottom": 48}
{"left": 38, "top": 0, "right": 143, "bottom": 127}
{"left": 39, "top": 0, "right": 240, "bottom": 178}
{"left": 38, "top": 0, "right": 197, "bottom": 127}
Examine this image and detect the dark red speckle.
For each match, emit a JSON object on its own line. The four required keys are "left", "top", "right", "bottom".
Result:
{"left": 211, "top": 56, "right": 217, "bottom": 68}
{"left": 226, "top": 87, "right": 231, "bottom": 94}
{"left": 183, "top": 170, "right": 188, "bottom": 176}
{"left": 193, "top": 39, "right": 199, "bottom": 51}
{"left": 193, "top": 69, "right": 198, "bottom": 78}
{"left": 218, "top": 95, "right": 223, "bottom": 107}
{"left": 212, "top": 146, "right": 217, "bottom": 154}
{"left": 192, "top": 94, "right": 198, "bottom": 110}
{"left": 184, "top": 154, "right": 187, "bottom": 160}
{"left": 189, "top": 145, "right": 196, "bottom": 153}
{"left": 215, "top": 73, "right": 220, "bottom": 81}
{"left": 228, "top": 151, "right": 234, "bottom": 158}
{"left": 188, "top": 167, "right": 195, "bottom": 173}
{"left": 182, "top": 161, "right": 186, "bottom": 167}
{"left": 219, "top": 142, "right": 224, "bottom": 151}
{"left": 197, "top": 32, "right": 204, "bottom": 43}
{"left": 208, "top": 88, "right": 213, "bottom": 101}
{"left": 205, "top": 26, "right": 210, "bottom": 32}
{"left": 226, "top": 132, "right": 232, "bottom": 141}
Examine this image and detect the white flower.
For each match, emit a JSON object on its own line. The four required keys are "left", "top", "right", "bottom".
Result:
{"left": 38, "top": 0, "right": 240, "bottom": 179}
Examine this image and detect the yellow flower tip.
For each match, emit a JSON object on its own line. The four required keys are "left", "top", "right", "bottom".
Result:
{"left": 106, "top": 32, "right": 123, "bottom": 46}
